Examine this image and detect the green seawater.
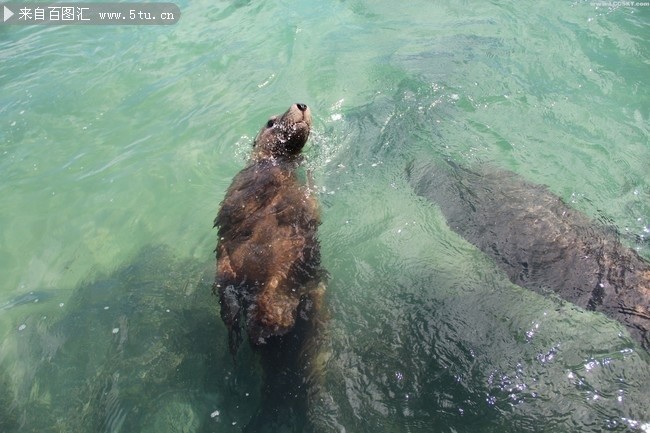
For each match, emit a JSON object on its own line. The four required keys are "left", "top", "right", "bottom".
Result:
{"left": 1, "top": 0, "right": 649, "bottom": 432}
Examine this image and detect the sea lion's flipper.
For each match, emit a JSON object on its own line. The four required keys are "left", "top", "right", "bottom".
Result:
{"left": 218, "top": 283, "right": 242, "bottom": 358}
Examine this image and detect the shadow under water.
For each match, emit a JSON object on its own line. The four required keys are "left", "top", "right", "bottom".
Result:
{"left": 2, "top": 245, "right": 232, "bottom": 433}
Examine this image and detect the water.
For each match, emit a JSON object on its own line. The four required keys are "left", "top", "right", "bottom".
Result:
{"left": 1, "top": 0, "right": 649, "bottom": 431}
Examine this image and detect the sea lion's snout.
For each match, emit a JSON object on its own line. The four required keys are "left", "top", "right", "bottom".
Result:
{"left": 284, "top": 103, "right": 312, "bottom": 127}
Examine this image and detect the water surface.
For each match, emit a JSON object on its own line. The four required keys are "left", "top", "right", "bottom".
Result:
{"left": 1, "top": 0, "right": 649, "bottom": 432}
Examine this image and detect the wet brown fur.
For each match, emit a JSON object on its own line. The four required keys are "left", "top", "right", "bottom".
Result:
{"left": 213, "top": 103, "right": 323, "bottom": 357}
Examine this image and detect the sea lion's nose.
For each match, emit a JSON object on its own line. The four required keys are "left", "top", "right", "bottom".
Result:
{"left": 296, "top": 103, "right": 307, "bottom": 112}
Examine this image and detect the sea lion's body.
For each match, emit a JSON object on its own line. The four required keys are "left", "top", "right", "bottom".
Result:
{"left": 409, "top": 160, "right": 650, "bottom": 350}
{"left": 213, "top": 104, "right": 326, "bottom": 431}
{"left": 215, "top": 157, "right": 321, "bottom": 352}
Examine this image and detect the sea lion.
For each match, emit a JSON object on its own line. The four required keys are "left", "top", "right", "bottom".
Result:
{"left": 213, "top": 103, "right": 326, "bottom": 431}
{"left": 213, "top": 102, "right": 323, "bottom": 355}
{"left": 408, "top": 159, "right": 650, "bottom": 350}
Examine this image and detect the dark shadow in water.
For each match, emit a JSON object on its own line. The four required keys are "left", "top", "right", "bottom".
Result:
{"left": 3, "top": 245, "right": 246, "bottom": 433}
{"left": 0, "top": 371, "right": 20, "bottom": 432}
{"left": 242, "top": 322, "right": 311, "bottom": 433}
{"left": 0, "top": 290, "right": 56, "bottom": 312}
{"left": 408, "top": 159, "right": 650, "bottom": 350}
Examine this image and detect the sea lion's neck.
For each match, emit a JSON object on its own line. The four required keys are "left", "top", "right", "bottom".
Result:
{"left": 250, "top": 153, "right": 304, "bottom": 168}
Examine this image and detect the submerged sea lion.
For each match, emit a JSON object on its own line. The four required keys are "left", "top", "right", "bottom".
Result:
{"left": 213, "top": 103, "right": 326, "bottom": 431}
{"left": 408, "top": 159, "right": 650, "bottom": 350}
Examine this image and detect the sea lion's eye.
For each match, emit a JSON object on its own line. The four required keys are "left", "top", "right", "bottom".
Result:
{"left": 266, "top": 119, "right": 275, "bottom": 128}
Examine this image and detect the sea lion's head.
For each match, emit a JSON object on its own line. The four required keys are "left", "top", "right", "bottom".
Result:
{"left": 253, "top": 103, "right": 312, "bottom": 159}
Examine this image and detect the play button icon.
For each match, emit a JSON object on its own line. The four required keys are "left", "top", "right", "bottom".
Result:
{"left": 3, "top": 5, "right": 14, "bottom": 22}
